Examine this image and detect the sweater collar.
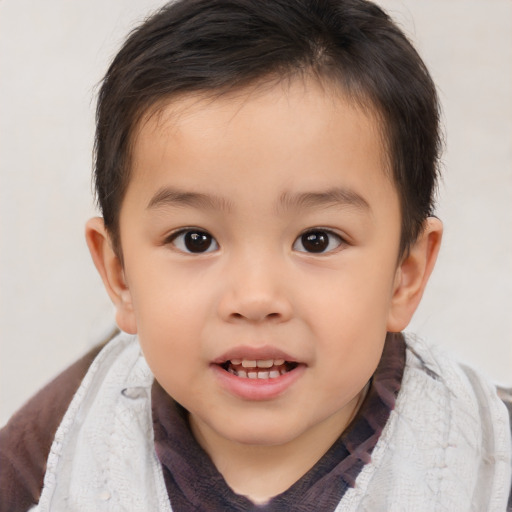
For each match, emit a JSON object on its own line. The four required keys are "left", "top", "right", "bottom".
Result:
{"left": 152, "top": 332, "right": 405, "bottom": 512}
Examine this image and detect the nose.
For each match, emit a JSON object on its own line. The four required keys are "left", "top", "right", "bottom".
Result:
{"left": 217, "top": 252, "right": 293, "bottom": 324}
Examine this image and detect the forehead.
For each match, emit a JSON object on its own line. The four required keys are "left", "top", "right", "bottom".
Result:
{"left": 125, "top": 78, "right": 395, "bottom": 215}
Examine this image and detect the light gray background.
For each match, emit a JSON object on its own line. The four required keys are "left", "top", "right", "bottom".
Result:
{"left": 1, "top": 0, "right": 511, "bottom": 425}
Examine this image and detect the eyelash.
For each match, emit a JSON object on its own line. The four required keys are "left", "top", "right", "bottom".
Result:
{"left": 292, "top": 229, "right": 345, "bottom": 254}
{"left": 165, "top": 228, "right": 219, "bottom": 254}
{"left": 165, "top": 228, "right": 346, "bottom": 255}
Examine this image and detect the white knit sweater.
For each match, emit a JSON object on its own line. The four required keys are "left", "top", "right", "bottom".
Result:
{"left": 33, "top": 333, "right": 511, "bottom": 511}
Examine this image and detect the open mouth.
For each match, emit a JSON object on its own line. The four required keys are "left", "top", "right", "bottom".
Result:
{"left": 220, "top": 358, "right": 299, "bottom": 379}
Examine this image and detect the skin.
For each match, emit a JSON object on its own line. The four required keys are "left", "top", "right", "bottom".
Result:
{"left": 86, "top": 79, "right": 442, "bottom": 503}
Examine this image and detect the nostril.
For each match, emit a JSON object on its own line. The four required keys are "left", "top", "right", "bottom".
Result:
{"left": 219, "top": 293, "right": 293, "bottom": 323}
{"left": 229, "top": 311, "right": 282, "bottom": 322}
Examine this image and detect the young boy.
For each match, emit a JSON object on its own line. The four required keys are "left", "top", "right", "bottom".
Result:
{"left": 1, "top": 0, "right": 511, "bottom": 510}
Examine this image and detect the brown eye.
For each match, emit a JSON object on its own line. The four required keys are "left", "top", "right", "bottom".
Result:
{"left": 170, "top": 229, "right": 219, "bottom": 253}
{"left": 293, "top": 230, "right": 343, "bottom": 253}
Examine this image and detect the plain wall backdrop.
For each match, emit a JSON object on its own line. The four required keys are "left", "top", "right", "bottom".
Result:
{"left": 1, "top": 0, "right": 511, "bottom": 425}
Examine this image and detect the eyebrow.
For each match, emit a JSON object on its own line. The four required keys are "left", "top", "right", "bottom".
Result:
{"left": 146, "top": 185, "right": 370, "bottom": 214}
{"left": 277, "top": 187, "right": 371, "bottom": 213}
{"left": 147, "top": 187, "right": 233, "bottom": 212}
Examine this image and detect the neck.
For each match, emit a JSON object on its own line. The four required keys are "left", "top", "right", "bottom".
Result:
{"left": 189, "top": 383, "right": 369, "bottom": 504}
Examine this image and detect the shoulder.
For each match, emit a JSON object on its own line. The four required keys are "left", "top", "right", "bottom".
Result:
{"left": 36, "top": 334, "right": 160, "bottom": 511}
{"left": 402, "top": 334, "right": 510, "bottom": 424}
{"left": 0, "top": 338, "right": 110, "bottom": 511}
{"left": 497, "top": 386, "right": 512, "bottom": 425}
{"left": 402, "top": 334, "right": 512, "bottom": 508}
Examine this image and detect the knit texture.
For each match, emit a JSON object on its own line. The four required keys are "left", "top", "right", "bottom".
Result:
{"left": 33, "top": 333, "right": 511, "bottom": 511}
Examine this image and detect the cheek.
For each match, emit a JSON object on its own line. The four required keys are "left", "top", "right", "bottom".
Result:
{"left": 136, "top": 288, "right": 208, "bottom": 342}
{"left": 299, "top": 254, "right": 396, "bottom": 378}
{"left": 303, "top": 256, "right": 396, "bottom": 325}
{"left": 128, "top": 253, "right": 214, "bottom": 321}
{"left": 126, "top": 265, "right": 215, "bottom": 368}
{"left": 133, "top": 287, "right": 208, "bottom": 400}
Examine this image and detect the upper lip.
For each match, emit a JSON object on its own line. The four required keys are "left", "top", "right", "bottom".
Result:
{"left": 213, "top": 345, "right": 299, "bottom": 365}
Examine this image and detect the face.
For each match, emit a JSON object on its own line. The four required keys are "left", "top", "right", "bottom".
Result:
{"left": 118, "top": 80, "right": 403, "bottom": 449}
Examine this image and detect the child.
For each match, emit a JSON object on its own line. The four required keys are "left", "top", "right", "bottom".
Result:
{"left": 1, "top": 0, "right": 510, "bottom": 510}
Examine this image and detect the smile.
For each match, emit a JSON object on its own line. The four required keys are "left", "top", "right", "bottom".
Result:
{"left": 221, "top": 359, "right": 299, "bottom": 379}
{"left": 212, "top": 347, "right": 305, "bottom": 400}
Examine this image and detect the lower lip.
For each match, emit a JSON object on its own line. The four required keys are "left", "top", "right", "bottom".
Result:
{"left": 211, "top": 364, "right": 306, "bottom": 401}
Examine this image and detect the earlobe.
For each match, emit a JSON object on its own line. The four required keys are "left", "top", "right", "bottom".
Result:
{"left": 386, "top": 217, "right": 443, "bottom": 332}
{"left": 85, "top": 217, "right": 137, "bottom": 334}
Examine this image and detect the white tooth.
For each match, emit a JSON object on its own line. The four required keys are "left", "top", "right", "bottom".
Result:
{"left": 257, "top": 371, "right": 270, "bottom": 379}
{"left": 228, "top": 368, "right": 236, "bottom": 375}
{"left": 269, "top": 371, "right": 280, "bottom": 378}
{"left": 256, "top": 360, "right": 273, "bottom": 368}
{"left": 242, "top": 360, "right": 257, "bottom": 368}
{"left": 231, "top": 359, "right": 242, "bottom": 365}
{"left": 280, "top": 369, "right": 287, "bottom": 375}
{"left": 248, "top": 371, "right": 258, "bottom": 379}
{"left": 274, "top": 359, "right": 285, "bottom": 366}
{"left": 237, "top": 370, "right": 247, "bottom": 378}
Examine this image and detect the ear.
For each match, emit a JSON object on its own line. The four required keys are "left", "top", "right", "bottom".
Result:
{"left": 85, "top": 217, "right": 137, "bottom": 334}
{"left": 386, "top": 217, "right": 443, "bottom": 332}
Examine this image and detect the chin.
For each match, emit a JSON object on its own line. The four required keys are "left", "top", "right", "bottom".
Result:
{"left": 215, "top": 417, "right": 305, "bottom": 447}
{"left": 229, "top": 431, "right": 296, "bottom": 447}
